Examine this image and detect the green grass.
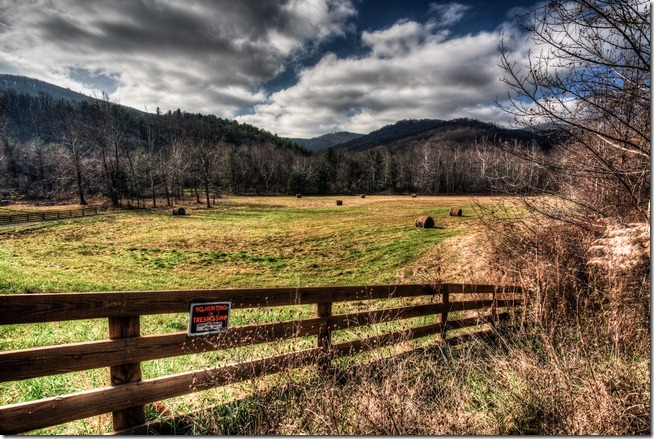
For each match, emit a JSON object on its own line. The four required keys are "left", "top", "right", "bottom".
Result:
{"left": 0, "top": 195, "right": 486, "bottom": 293}
{"left": 0, "top": 195, "right": 498, "bottom": 434}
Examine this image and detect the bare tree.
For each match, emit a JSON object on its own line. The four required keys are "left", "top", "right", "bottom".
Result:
{"left": 187, "top": 117, "right": 222, "bottom": 208}
{"left": 499, "top": 0, "right": 650, "bottom": 224}
{"left": 88, "top": 94, "right": 129, "bottom": 207}
{"left": 54, "top": 101, "right": 88, "bottom": 205}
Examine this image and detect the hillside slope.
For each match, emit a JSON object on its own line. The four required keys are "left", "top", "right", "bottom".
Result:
{"left": 291, "top": 131, "right": 363, "bottom": 151}
{"left": 0, "top": 74, "right": 94, "bottom": 104}
{"left": 332, "top": 118, "right": 555, "bottom": 152}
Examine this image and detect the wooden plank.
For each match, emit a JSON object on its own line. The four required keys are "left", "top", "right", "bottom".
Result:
{"left": 0, "top": 284, "right": 440, "bottom": 324}
{"left": 0, "top": 284, "right": 523, "bottom": 325}
{"left": 331, "top": 323, "right": 442, "bottom": 357}
{"left": 331, "top": 314, "right": 509, "bottom": 358}
{"left": 0, "top": 208, "right": 96, "bottom": 226}
{"left": 0, "top": 300, "right": 521, "bottom": 382}
{"left": 446, "top": 330, "right": 495, "bottom": 347}
{"left": 0, "top": 348, "right": 321, "bottom": 434}
{"left": 445, "top": 312, "right": 511, "bottom": 332}
{"left": 9, "top": 214, "right": 28, "bottom": 223}
{"left": 445, "top": 315, "right": 492, "bottom": 331}
{"left": 0, "top": 318, "right": 325, "bottom": 382}
{"left": 447, "top": 284, "right": 523, "bottom": 294}
{"left": 0, "top": 301, "right": 520, "bottom": 382}
{"left": 330, "top": 302, "right": 444, "bottom": 329}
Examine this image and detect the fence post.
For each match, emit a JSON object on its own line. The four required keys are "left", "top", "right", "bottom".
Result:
{"left": 490, "top": 287, "right": 498, "bottom": 328}
{"left": 108, "top": 316, "right": 145, "bottom": 433}
{"left": 316, "top": 302, "right": 333, "bottom": 374}
{"left": 438, "top": 287, "right": 450, "bottom": 342}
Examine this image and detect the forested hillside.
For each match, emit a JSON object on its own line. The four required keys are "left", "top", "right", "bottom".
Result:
{"left": 291, "top": 131, "right": 363, "bottom": 151}
{"left": 0, "top": 75, "right": 93, "bottom": 105}
{"left": 0, "top": 76, "right": 558, "bottom": 206}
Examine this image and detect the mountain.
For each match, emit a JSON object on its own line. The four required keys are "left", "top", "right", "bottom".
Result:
{"left": 0, "top": 75, "right": 560, "bottom": 200}
{"left": 0, "top": 74, "right": 95, "bottom": 104}
{"left": 0, "top": 74, "right": 307, "bottom": 153}
{"left": 330, "top": 118, "right": 556, "bottom": 152}
{"left": 291, "top": 131, "right": 363, "bottom": 151}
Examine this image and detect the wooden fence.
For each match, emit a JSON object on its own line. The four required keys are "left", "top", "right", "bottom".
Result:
{"left": 0, "top": 206, "right": 100, "bottom": 225}
{"left": 0, "top": 283, "right": 522, "bottom": 434}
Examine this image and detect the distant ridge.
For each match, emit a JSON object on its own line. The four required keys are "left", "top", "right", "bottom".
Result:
{"left": 0, "top": 74, "right": 306, "bottom": 152}
{"left": 333, "top": 119, "right": 450, "bottom": 151}
{"left": 0, "top": 74, "right": 94, "bottom": 104}
{"left": 291, "top": 131, "right": 363, "bottom": 151}
{"left": 0, "top": 74, "right": 557, "bottom": 152}
{"left": 329, "top": 118, "right": 556, "bottom": 152}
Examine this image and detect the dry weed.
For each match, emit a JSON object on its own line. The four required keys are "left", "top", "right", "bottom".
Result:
{"left": 147, "top": 207, "right": 650, "bottom": 435}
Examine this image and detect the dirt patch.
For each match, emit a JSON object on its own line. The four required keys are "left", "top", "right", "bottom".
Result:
{"left": 397, "top": 228, "right": 496, "bottom": 285}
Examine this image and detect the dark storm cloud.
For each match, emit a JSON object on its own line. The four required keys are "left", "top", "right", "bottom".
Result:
{"left": 33, "top": 1, "right": 298, "bottom": 82}
{"left": 238, "top": 10, "right": 525, "bottom": 137}
{"left": 0, "top": 0, "right": 356, "bottom": 117}
{"left": 0, "top": 0, "right": 533, "bottom": 137}
{"left": 36, "top": 14, "right": 95, "bottom": 43}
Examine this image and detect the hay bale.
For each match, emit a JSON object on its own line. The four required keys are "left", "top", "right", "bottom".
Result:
{"left": 415, "top": 215, "right": 434, "bottom": 228}
{"left": 449, "top": 207, "right": 462, "bottom": 217}
{"left": 411, "top": 194, "right": 417, "bottom": 198}
{"left": 296, "top": 194, "right": 302, "bottom": 198}
{"left": 336, "top": 200, "right": 343, "bottom": 206}
{"left": 360, "top": 194, "right": 366, "bottom": 198}
{"left": 172, "top": 207, "right": 186, "bottom": 215}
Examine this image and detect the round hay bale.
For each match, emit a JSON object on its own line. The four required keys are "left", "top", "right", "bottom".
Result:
{"left": 172, "top": 207, "right": 186, "bottom": 216}
{"left": 360, "top": 194, "right": 366, "bottom": 198}
{"left": 449, "top": 207, "right": 462, "bottom": 217}
{"left": 411, "top": 194, "right": 417, "bottom": 198}
{"left": 336, "top": 200, "right": 343, "bottom": 206}
{"left": 415, "top": 215, "right": 434, "bottom": 228}
{"left": 296, "top": 194, "right": 302, "bottom": 198}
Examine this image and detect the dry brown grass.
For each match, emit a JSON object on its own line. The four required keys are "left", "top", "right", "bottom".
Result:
{"left": 183, "top": 200, "right": 650, "bottom": 436}
{"left": 147, "top": 327, "right": 649, "bottom": 435}
{"left": 7, "top": 195, "right": 648, "bottom": 435}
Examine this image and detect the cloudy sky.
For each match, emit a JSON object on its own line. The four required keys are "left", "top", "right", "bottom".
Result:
{"left": 0, "top": 0, "right": 540, "bottom": 138}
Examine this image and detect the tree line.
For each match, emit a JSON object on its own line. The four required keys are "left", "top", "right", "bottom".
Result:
{"left": 0, "top": 90, "right": 554, "bottom": 207}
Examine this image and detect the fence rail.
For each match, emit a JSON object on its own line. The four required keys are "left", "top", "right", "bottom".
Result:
{"left": 0, "top": 206, "right": 100, "bottom": 225}
{"left": 0, "top": 283, "right": 522, "bottom": 434}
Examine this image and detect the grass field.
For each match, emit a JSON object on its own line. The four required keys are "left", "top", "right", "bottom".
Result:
{"left": 0, "top": 195, "right": 494, "bottom": 293}
{"left": 1, "top": 195, "right": 648, "bottom": 435}
{"left": 0, "top": 194, "right": 502, "bottom": 434}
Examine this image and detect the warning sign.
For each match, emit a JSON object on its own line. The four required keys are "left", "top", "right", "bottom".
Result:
{"left": 188, "top": 301, "right": 231, "bottom": 336}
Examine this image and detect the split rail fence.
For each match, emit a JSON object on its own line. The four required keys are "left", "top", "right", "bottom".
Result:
{"left": 0, "top": 283, "right": 522, "bottom": 434}
{"left": 0, "top": 206, "right": 100, "bottom": 225}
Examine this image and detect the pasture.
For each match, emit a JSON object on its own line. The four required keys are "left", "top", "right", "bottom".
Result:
{"left": 0, "top": 195, "right": 502, "bottom": 434}
{"left": 0, "top": 195, "right": 493, "bottom": 293}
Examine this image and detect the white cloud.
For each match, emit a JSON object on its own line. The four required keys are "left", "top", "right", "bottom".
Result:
{"left": 361, "top": 20, "right": 447, "bottom": 58}
{"left": 428, "top": 2, "right": 473, "bottom": 27}
{"left": 0, "top": 0, "right": 356, "bottom": 116}
{"left": 0, "top": 0, "right": 534, "bottom": 138}
{"left": 238, "top": 21, "right": 518, "bottom": 138}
